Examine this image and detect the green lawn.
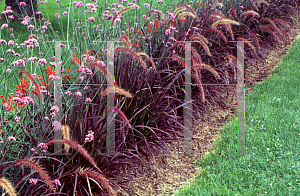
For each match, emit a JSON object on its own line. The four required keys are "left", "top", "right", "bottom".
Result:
{"left": 174, "top": 36, "right": 300, "bottom": 195}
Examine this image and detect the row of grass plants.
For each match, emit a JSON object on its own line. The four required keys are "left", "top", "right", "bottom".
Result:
{"left": 0, "top": 0, "right": 298, "bottom": 195}
{"left": 174, "top": 28, "right": 300, "bottom": 195}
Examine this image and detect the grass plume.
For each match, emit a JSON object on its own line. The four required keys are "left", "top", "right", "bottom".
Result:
{"left": 279, "top": 27, "right": 291, "bottom": 44}
{"left": 249, "top": 32, "right": 260, "bottom": 51}
{"left": 100, "top": 86, "right": 133, "bottom": 98}
{"left": 118, "top": 35, "right": 131, "bottom": 48}
{"left": 75, "top": 167, "right": 117, "bottom": 196}
{"left": 169, "top": 43, "right": 202, "bottom": 64}
{"left": 261, "top": 0, "right": 270, "bottom": 6}
{"left": 177, "top": 12, "right": 198, "bottom": 21}
{"left": 111, "top": 6, "right": 135, "bottom": 28}
{"left": 174, "top": 3, "right": 200, "bottom": 20}
{"left": 241, "top": 10, "right": 260, "bottom": 18}
{"left": 15, "top": 158, "right": 55, "bottom": 192}
{"left": 228, "top": 7, "right": 237, "bottom": 19}
{"left": 190, "top": 34, "right": 212, "bottom": 57}
{"left": 0, "top": 177, "right": 17, "bottom": 196}
{"left": 138, "top": 52, "right": 156, "bottom": 70}
{"left": 208, "top": 11, "right": 226, "bottom": 21}
{"left": 61, "top": 124, "right": 70, "bottom": 153}
{"left": 106, "top": 107, "right": 132, "bottom": 129}
{"left": 86, "top": 49, "right": 98, "bottom": 61}
{"left": 174, "top": 7, "right": 186, "bottom": 20}
{"left": 261, "top": 18, "right": 277, "bottom": 29}
{"left": 46, "top": 139, "right": 107, "bottom": 178}
{"left": 259, "top": 25, "right": 280, "bottom": 43}
{"left": 190, "top": 34, "right": 209, "bottom": 44}
{"left": 192, "top": 63, "right": 221, "bottom": 79}
{"left": 254, "top": 0, "right": 262, "bottom": 8}
{"left": 211, "top": 19, "right": 240, "bottom": 29}
{"left": 115, "top": 47, "right": 149, "bottom": 70}
{"left": 87, "top": 62, "right": 115, "bottom": 86}
{"left": 236, "top": 37, "right": 257, "bottom": 53}
{"left": 249, "top": 0, "right": 259, "bottom": 11}
{"left": 265, "top": 24, "right": 283, "bottom": 40}
{"left": 168, "top": 54, "right": 186, "bottom": 67}
{"left": 87, "top": 62, "right": 107, "bottom": 75}
{"left": 207, "top": 29, "right": 228, "bottom": 43}
{"left": 146, "top": 9, "right": 166, "bottom": 19}
{"left": 273, "top": 18, "right": 292, "bottom": 34}
{"left": 191, "top": 72, "right": 205, "bottom": 102}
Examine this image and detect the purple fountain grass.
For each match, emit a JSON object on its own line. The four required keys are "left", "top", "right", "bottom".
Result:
{"left": 15, "top": 158, "right": 55, "bottom": 192}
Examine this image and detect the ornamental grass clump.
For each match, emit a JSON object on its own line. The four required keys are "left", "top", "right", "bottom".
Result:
{"left": 14, "top": 158, "right": 55, "bottom": 192}
{"left": 45, "top": 138, "right": 105, "bottom": 177}
{"left": 0, "top": 0, "right": 297, "bottom": 195}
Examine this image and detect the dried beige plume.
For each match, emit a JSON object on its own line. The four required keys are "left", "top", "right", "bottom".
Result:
{"left": 100, "top": 86, "right": 133, "bottom": 98}
{"left": 241, "top": 10, "right": 260, "bottom": 18}
{"left": 0, "top": 177, "right": 17, "bottom": 196}
{"left": 177, "top": 12, "right": 197, "bottom": 21}
{"left": 211, "top": 19, "right": 240, "bottom": 29}
{"left": 174, "top": 3, "right": 200, "bottom": 20}
{"left": 61, "top": 124, "right": 70, "bottom": 153}
{"left": 174, "top": 7, "right": 186, "bottom": 19}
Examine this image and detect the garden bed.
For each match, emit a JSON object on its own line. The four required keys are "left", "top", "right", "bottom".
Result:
{"left": 118, "top": 10, "right": 300, "bottom": 196}
{"left": 0, "top": 0, "right": 299, "bottom": 195}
